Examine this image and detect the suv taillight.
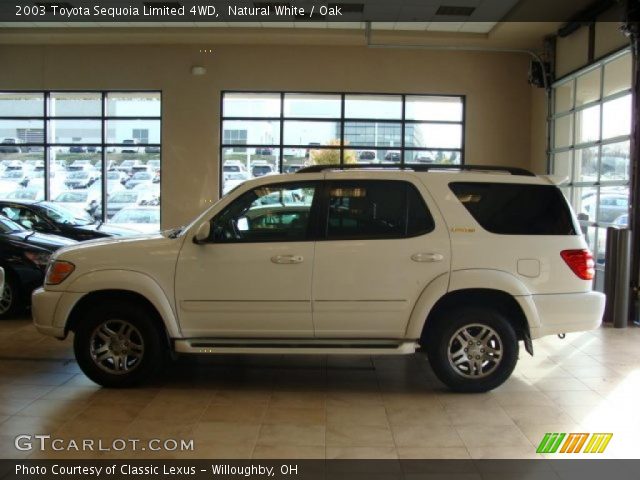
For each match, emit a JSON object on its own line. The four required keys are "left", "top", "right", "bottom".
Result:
{"left": 560, "top": 249, "right": 595, "bottom": 280}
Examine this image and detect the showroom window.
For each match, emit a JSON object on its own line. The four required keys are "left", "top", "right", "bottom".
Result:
{"left": 0, "top": 91, "right": 161, "bottom": 231}
{"left": 220, "top": 92, "right": 465, "bottom": 194}
{"left": 550, "top": 48, "right": 631, "bottom": 286}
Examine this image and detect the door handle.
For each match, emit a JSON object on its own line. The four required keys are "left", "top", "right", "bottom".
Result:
{"left": 271, "top": 255, "right": 304, "bottom": 264}
{"left": 411, "top": 252, "right": 444, "bottom": 263}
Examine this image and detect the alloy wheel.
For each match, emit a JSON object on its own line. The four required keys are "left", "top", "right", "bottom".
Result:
{"left": 89, "top": 319, "right": 145, "bottom": 375}
{"left": 447, "top": 323, "right": 503, "bottom": 378}
{"left": 0, "top": 284, "right": 13, "bottom": 315}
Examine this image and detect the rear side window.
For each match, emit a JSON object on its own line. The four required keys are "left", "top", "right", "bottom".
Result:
{"left": 449, "top": 182, "right": 577, "bottom": 235}
{"left": 326, "top": 180, "right": 434, "bottom": 240}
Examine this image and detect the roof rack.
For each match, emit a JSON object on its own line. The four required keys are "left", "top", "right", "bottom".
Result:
{"left": 296, "top": 163, "right": 535, "bottom": 177}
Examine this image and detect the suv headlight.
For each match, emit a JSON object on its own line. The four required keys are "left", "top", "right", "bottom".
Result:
{"left": 45, "top": 260, "right": 75, "bottom": 285}
{"left": 24, "top": 251, "right": 51, "bottom": 269}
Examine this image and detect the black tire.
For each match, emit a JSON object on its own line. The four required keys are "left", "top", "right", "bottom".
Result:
{"left": 0, "top": 274, "right": 25, "bottom": 319}
{"left": 425, "top": 306, "right": 519, "bottom": 393}
{"left": 73, "top": 299, "right": 164, "bottom": 388}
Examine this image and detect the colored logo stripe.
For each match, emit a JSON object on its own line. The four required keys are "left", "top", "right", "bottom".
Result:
{"left": 560, "top": 433, "right": 589, "bottom": 453}
{"left": 537, "top": 433, "right": 613, "bottom": 454}
{"left": 536, "top": 433, "right": 566, "bottom": 453}
{"left": 584, "top": 433, "right": 613, "bottom": 453}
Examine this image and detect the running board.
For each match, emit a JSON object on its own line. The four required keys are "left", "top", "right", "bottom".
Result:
{"left": 174, "top": 339, "right": 418, "bottom": 355}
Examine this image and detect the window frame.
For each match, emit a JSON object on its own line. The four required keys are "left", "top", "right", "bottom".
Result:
{"left": 0, "top": 90, "right": 162, "bottom": 223}
{"left": 549, "top": 47, "right": 632, "bottom": 274}
{"left": 219, "top": 91, "right": 466, "bottom": 197}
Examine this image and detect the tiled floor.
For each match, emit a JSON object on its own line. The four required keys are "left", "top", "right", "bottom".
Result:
{"left": 0, "top": 317, "right": 639, "bottom": 459}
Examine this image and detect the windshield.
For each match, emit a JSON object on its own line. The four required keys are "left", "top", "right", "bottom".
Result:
{"left": 112, "top": 208, "right": 159, "bottom": 224}
{"left": 0, "top": 215, "right": 26, "bottom": 233}
{"left": 6, "top": 189, "right": 40, "bottom": 200}
{"left": 224, "top": 165, "right": 240, "bottom": 172}
{"left": 131, "top": 172, "right": 151, "bottom": 180}
{"left": 107, "top": 171, "right": 121, "bottom": 180}
{"left": 55, "top": 192, "right": 87, "bottom": 202}
{"left": 39, "top": 202, "right": 94, "bottom": 226}
{"left": 67, "top": 172, "right": 89, "bottom": 179}
{"left": 252, "top": 165, "right": 272, "bottom": 175}
{"left": 110, "top": 192, "right": 138, "bottom": 203}
{"left": 2, "top": 171, "right": 23, "bottom": 179}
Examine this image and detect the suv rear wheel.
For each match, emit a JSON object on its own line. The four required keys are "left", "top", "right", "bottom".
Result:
{"left": 73, "top": 300, "right": 163, "bottom": 387}
{"left": 425, "top": 307, "right": 519, "bottom": 392}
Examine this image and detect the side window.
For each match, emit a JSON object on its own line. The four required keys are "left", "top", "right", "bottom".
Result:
{"left": 1, "top": 206, "right": 20, "bottom": 222}
{"left": 449, "top": 182, "right": 577, "bottom": 235}
{"left": 326, "top": 180, "right": 434, "bottom": 240}
{"left": 16, "top": 207, "right": 46, "bottom": 230}
{"left": 211, "top": 182, "right": 317, "bottom": 243}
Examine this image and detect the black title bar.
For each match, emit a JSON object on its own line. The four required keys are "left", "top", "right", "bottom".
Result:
{"left": 0, "top": 0, "right": 630, "bottom": 23}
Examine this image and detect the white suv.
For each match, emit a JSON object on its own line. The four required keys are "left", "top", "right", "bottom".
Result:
{"left": 32, "top": 164, "right": 605, "bottom": 392}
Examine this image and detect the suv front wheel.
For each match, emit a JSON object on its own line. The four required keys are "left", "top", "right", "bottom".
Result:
{"left": 426, "top": 307, "right": 519, "bottom": 393}
{"left": 73, "top": 300, "right": 164, "bottom": 388}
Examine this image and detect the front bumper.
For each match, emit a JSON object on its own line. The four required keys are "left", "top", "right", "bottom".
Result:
{"left": 528, "top": 291, "right": 606, "bottom": 339}
{"left": 32, "top": 288, "right": 83, "bottom": 339}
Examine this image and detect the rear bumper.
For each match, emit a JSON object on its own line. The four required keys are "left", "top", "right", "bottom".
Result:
{"left": 528, "top": 291, "right": 605, "bottom": 339}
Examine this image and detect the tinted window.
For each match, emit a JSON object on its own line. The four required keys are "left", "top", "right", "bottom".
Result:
{"left": 212, "top": 182, "right": 317, "bottom": 243}
{"left": 449, "top": 182, "right": 577, "bottom": 235}
{"left": 326, "top": 181, "right": 434, "bottom": 240}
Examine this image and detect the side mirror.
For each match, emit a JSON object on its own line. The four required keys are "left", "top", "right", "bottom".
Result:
{"left": 193, "top": 222, "right": 211, "bottom": 245}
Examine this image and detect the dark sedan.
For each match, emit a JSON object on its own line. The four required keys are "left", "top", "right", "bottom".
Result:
{"left": 0, "top": 215, "right": 77, "bottom": 318}
{"left": 0, "top": 200, "right": 138, "bottom": 241}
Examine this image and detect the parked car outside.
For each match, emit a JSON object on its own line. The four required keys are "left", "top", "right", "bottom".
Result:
{"left": 384, "top": 150, "right": 401, "bottom": 162}
{"left": 110, "top": 206, "right": 160, "bottom": 233}
{"left": 358, "top": 150, "right": 377, "bottom": 162}
{"left": 53, "top": 190, "right": 101, "bottom": 218}
{"left": 116, "top": 160, "right": 141, "bottom": 176}
{"left": 251, "top": 162, "right": 275, "bottom": 177}
{"left": 223, "top": 161, "right": 247, "bottom": 175}
{"left": 283, "top": 164, "right": 303, "bottom": 174}
{"left": 222, "top": 172, "right": 250, "bottom": 195}
{"left": 65, "top": 171, "right": 99, "bottom": 189}
{"left": 580, "top": 193, "right": 628, "bottom": 223}
{"left": 0, "top": 138, "right": 24, "bottom": 153}
{"left": 2, "top": 187, "right": 44, "bottom": 202}
{"left": 147, "top": 159, "right": 161, "bottom": 171}
{"left": 0, "top": 214, "right": 77, "bottom": 318}
{"left": 121, "top": 139, "right": 139, "bottom": 153}
{"left": 105, "top": 189, "right": 157, "bottom": 218}
{"left": 105, "top": 170, "right": 128, "bottom": 192}
{"left": 125, "top": 172, "right": 154, "bottom": 190}
{"left": 144, "top": 146, "right": 161, "bottom": 154}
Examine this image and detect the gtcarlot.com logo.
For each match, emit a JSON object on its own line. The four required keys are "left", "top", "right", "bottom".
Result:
{"left": 536, "top": 433, "right": 613, "bottom": 454}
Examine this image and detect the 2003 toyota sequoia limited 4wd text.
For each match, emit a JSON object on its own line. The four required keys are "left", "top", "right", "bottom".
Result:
{"left": 32, "top": 164, "right": 605, "bottom": 392}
